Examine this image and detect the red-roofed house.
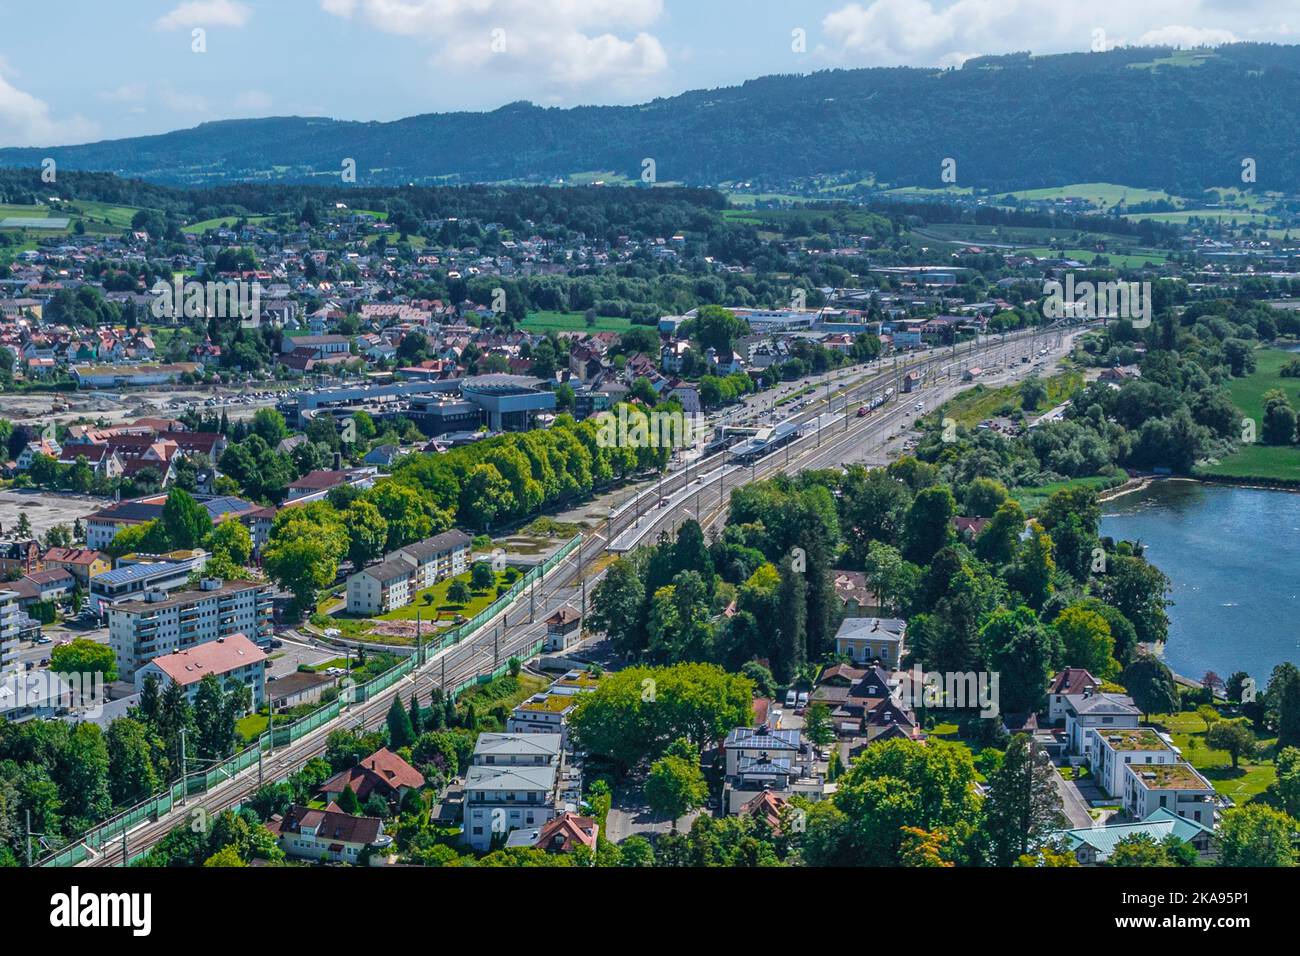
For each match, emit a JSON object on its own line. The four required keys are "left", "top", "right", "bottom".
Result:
{"left": 319, "top": 748, "right": 425, "bottom": 806}
{"left": 1048, "top": 667, "right": 1101, "bottom": 723}
{"left": 135, "top": 633, "right": 267, "bottom": 710}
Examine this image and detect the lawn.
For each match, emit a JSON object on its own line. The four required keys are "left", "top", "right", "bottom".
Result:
{"left": 1196, "top": 348, "right": 1300, "bottom": 482}
{"left": 183, "top": 215, "right": 271, "bottom": 234}
{"left": 236, "top": 713, "right": 269, "bottom": 742}
{"left": 1147, "top": 710, "right": 1278, "bottom": 805}
{"left": 1011, "top": 475, "right": 1126, "bottom": 514}
{"left": 521, "top": 310, "right": 633, "bottom": 334}
{"left": 996, "top": 182, "right": 1181, "bottom": 210}
{"left": 937, "top": 369, "right": 1084, "bottom": 429}
{"left": 452, "top": 671, "right": 549, "bottom": 733}
{"left": 375, "top": 569, "right": 510, "bottom": 622}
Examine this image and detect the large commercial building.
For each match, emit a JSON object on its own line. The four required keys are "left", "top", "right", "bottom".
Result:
{"left": 108, "top": 579, "right": 274, "bottom": 680}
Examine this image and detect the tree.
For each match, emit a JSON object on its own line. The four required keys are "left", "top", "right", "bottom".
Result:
{"left": 981, "top": 606, "right": 1059, "bottom": 715}
{"left": 1266, "top": 662, "right": 1300, "bottom": 749}
{"left": 804, "top": 702, "right": 835, "bottom": 747}
{"left": 569, "top": 663, "right": 753, "bottom": 772}
{"left": 644, "top": 754, "right": 707, "bottom": 829}
{"left": 470, "top": 561, "right": 496, "bottom": 592}
{"left": 983, "top": 735, "right": 1066, "bottom": 866}
{"left": 263, "top": 512, "right": 346, "bottom": 614}
{"left": 1108, "top": 833, "right": 1172, "bottom": 867}
{"left": 1195, "top": 704, "right": 1220, "bottom": 733}
{"left": 50, "top": 638, "right": 118, "bottom": 682}
{"left": 1053, "top": 606, "right": 1118, "bottom": 679}
{"left": 1122, "top": 656, "right": 1179, "bottom": 719}
{"left": 1217, "top": 805, "right": 1298, "bottom": 866}
{"left": 1262, "top": 389, "right": 1298, "bottom": 445}
{"left": 1205, "top": 719, "right": 1256, "bottom": 769}
{"left": 588, "top": 556, "right": 646, "bottom": 657}
{"left": 447, "top": 579, "right": 472, "bottom": 605}
{"left": 1275, "top": 746, "right": 1300, "bottom": 819}
{"left": 830, "top": 738, "right": 980, "bottom": 866}
{"left": 337, "top": 784, "right": 361, "bottom": 814}
{"left": 1019, "top": 375, "right": 1048, "bottom": 411}
{"left": 106, "top": 718, "right": 159, "bottom": 806}
{"left": 342, "top": 500, "right": 387, "bottom": 570}
{"left": 192, "top": 674, "right": 241, "bottom": 761}
{"left": 206, "top": 518, "right": 252, "bottom": 570}
{"left": 160, "top": 487, "right": 213, "bottom": 551}
{"left": 388, "top": 695, "right": 416, "bottom": 749}
{"left": 901, "top": 485, "right": 956, "bottom": 565}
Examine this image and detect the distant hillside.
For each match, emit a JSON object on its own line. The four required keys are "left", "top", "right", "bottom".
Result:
{"left": 2, "top": 44, "right": 1299, "bottom": 193}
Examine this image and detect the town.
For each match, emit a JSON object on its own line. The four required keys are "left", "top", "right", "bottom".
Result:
{"left": 0, "top": 11, "right": 1298, "bottom": 898}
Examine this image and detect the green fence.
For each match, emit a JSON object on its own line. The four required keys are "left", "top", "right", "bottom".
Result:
{"left": 38, "top": 535, "right": 583, "bottom": 867}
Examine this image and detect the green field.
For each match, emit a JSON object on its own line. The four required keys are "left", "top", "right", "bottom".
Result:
{"left": 937, "top": 369, "right": 1084, "bottom": 429}
{"left": 1149, "top": 710, "right": 1277, "bottom": 804}
{"left": 996, "top": 182, "right": 1181, "bottom": 209}
{"left": 1122, "top": 209, "right": 1274, "bottom": 226}
{"left": 1011, "top": 475, "right": 1125, "bottom": 514}
{"left": 183, "top": 215, "right": 271, "bottom": 234}
{"left": 521, "top": 310, "right": 633, "bottom": 333}
{"left": 1197, "top": 348, "right": 1300, "bottom": 481}
{"left": 375, "top": 569, "right": 509, "bottom": 622}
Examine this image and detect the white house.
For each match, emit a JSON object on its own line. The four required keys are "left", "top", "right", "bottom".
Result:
{"left": 1063, "top": 691, "right": 1141, "bottom": 757}
{"left": 270, "top": 804, "right": 392, "bottom": 865}
{"left": 1122, "top": 761, "right": 1217, "bottom": 828}
{"left": 1089, "top": 727, "right": 1180, "bottom": 798}
{"left": 462, "top": 763, "right": 559, "bottom": 851}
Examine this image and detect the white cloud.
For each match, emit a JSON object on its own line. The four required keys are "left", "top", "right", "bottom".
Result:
{"left": 155, "top": 0, "right": 252, "bottom": 31}
{"left": 98, "top": 83, "right": 148, "bottom": 102}
{"left": 233, "top": 89, "right": 274, "bottom": 111}
{"left": 0, "top": 70, "right": 98, "bottom": 146}
{"left": 817, "top": 0, "right": 1279, "bottom": 66}
{"left": 320, "top": 0, "right": 668, "bottom": 91}
{"left": 1137, "top": 25, "right": 1238, "bottom": 47}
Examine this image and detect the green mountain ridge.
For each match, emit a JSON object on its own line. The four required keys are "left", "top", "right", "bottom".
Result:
{"left": 1, "top": 44, "right": 1297, "bottom": 193}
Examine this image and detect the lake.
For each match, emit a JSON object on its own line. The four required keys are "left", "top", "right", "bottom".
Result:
{"left": 1100, "top": 480, "right": 1300, "bottom": 686}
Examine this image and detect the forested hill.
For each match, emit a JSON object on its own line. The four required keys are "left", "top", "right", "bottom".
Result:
{"left": 2, "top": 44, "right": 1297, "bottom": 193}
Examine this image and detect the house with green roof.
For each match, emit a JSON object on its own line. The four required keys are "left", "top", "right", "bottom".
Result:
{"left": 1057, "top": 807, "right": 1215, "bottom": 865}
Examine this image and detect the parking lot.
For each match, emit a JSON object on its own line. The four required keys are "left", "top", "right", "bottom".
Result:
{"left": 0, "top": 488, "right": 106, "bottom": 539}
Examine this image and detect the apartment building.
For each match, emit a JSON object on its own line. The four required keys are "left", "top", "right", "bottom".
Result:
{"left": 1122, "top": 761, "right": 1217, "bottom": 828}
{"left": 345, "top": 529, "right": 471, "bottom": 615}
{"left": 0, "top": 590, "right": 20, "bottom": 675}
{"left": 108, "top": 579, "right": 274, "bottom": 680}
{"left": 463, "top": 732, "right": 563, "bottom": 851}
{"left": 135, "top": 633, "right": 267, "bottom": 711}
{"left": 1089, "top": 727, "right": 1181, "bottom": 798}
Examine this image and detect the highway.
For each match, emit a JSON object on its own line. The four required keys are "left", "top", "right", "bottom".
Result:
{"left": 72, "top": 321, "right": 1078, "bottom": 866}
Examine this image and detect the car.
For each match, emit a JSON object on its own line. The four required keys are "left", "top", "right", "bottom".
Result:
{"left": 659, "top": 497, "right": 671, "bottom": 508}
{"left": 270, "top": 639, "right": 284, "bottom": 649}
{"left": 797, "top": 691, "right": 809, "bottom": 708}
{"left": 914, "top": 402, "right": 924, "bottom": 412}
{"left": 38, "top": 658, "right": 49, "bottom": 667}
{"left": 785, "top": 689, "right": 798, "bottom": 707}
{"left": 34, "top": 635, "right": 52, "bottom": 645}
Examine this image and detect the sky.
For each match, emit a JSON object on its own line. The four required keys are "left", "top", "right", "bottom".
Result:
{"left": 0, "top": 0, "right": 1297, "bottom": 147}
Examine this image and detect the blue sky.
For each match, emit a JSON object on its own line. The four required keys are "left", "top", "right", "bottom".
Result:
{"left": 0, "top": 0, "right": 1296, "bottom": 147}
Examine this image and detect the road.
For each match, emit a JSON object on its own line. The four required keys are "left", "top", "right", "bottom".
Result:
{"left": 70, "top": 321, "right": 1083, "bottom": 866}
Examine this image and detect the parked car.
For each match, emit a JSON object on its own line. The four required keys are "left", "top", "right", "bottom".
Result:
{"left": 797, "top": 691, "right": 809, "bottom": 709}
{"left": 785, "top": 689, "right": 798, "bottom": 707}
